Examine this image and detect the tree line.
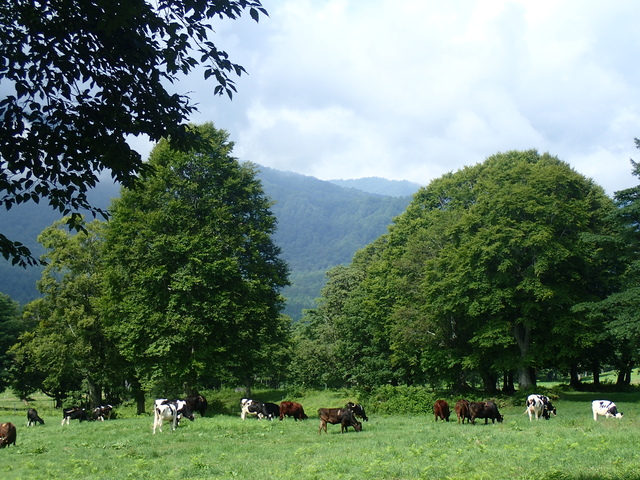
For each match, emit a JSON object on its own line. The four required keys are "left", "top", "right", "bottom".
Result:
{"left": 0, "top": 145, "right": 638, "bottom": 409}
{"left": 289, "top": 149, "right": 640, "bottom": 393}
{"left": 1, "top": 123, "right": 289, "bottom": 412}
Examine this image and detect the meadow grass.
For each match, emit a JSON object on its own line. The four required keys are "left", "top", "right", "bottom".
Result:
{"left": 0, "top": 390, "right": 639, "bottom": 480}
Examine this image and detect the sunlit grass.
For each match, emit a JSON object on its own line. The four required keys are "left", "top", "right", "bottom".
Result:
{"left": 0, "top": 389, "right": 639, "bottom": 479}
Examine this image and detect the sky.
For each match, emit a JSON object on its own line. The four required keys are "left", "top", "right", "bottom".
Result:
{"left": 133, "top": 0, "right": 640, "bottom": 196}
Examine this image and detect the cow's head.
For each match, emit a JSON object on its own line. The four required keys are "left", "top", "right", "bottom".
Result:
{"left": 176, "top": 400, "right": 195, "bottom": 421}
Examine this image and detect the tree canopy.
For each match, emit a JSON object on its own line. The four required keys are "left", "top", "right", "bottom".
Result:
{"left": 0, "top": 0, "right": 266, "bottom": 266}
{"left": 102, "top": 123, "right": 289, "bottom": 398}
{"left": 294, "top": 150, "right": 619, "bottom": 391}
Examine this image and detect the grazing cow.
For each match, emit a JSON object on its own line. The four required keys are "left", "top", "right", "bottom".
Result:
{"left": 318, "top": 407, "right": 362, "bottom": 434}
{"left": 524, "top": 394, "right": 557, "bottom": 421}
{"left": 455, "top": 399, "right": 471, "bottom": 424}
{"left": 0, "top": 422, "right": 16, "bottom": 448}
{"left": 433, "top": 399, "right": 451, "bottom": 422}
{"left": 261, "top": 402, "right": 280, "bottom": 420}
{"left": 185, "top": 395, "right": 208, "bottom": 417}
{"left": 346, "top": 402, "right": 369, "bottom": 421}
{"left": 93, "top": 405, "right": 113, "bottom": 421}
{"left": 27, "top": 408, "right": 44, "bottom": 426}
{"left": 61, "top": 406, "right": 89, "bottom": 425}
{"left": 155, "top": 398, "right": 195, "bottom": 424}
{"left": 592, "top": 400, "right": 623, "bottom": 421}
{"left": 279, "top": 401, "right": 308, "bottom": 421}
{"left": 153, "top": 399, "right": 194, "bottom": 433}
{"left": 469, "top": 401, "right": 504, "bottom": 424}
{"left": 240, "top": 398, "right": 264, "bottom": 420}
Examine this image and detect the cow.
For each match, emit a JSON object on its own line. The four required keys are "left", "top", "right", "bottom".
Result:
{"left": 261, "top": 402, "right": 280, "bottom": 420}
{"left": 0, "top": 422, "right": 16, "bottom": 448}
{"left": 93, "top": 405, "right": 113, "bottom": 421}
{"left": 469, "top": 401, "right": 504, "bottom": 424}
{"left": 455, "top": 399, "right": 471, "bottom": 424}
{"left": 433, "top": 399, "right": 451, "bottom": 422}
{"left": 27, "top": 408, "right": 44, "bottom": 426}
{"left": 279, "top": 401, "right": 308, "bottom": 421}
{"left": 240, "top": 398, "right": 264, "bottom": 420}
{"left": 592, "top": 400, "right": 623, "bottom": 421}
{"left": 153, "top": 399, "right": 194, "bottom": 433}
{"left": 61, "top": 406, "right": 89, "bottom": 425}
{"left": 185, "top": 395, "right": 208, "bottom": 417}
{"left": 318, "top": 407, "right": 362, "bottom": 434}
{"left": 524, "top": 394, "right": 557, "bottom": 421}
{"left": 346, "top": 402, "right": 368, "bottom": 421}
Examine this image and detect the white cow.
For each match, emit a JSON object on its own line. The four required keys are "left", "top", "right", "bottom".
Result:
{"left": 524, "top": 394, "right": 556, "bottom": 421}
{"left": 153, "top": 399, "right": 191, "bottom": 433}
{"left": 240, "top": 398, "right": 264, "bottom": 420}
{"left": 592, "top": 400, "right": 623, "bottom": 421}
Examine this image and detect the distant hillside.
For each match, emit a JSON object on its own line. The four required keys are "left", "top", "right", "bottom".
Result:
{"left": 0, "top": 167, "right": 412, "bottom": 319}
{"left": 329, "top": 177, "right": 422, "bottom": 197}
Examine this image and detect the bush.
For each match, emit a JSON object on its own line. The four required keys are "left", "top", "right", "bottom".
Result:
{"left": 362, "top": 385, "right": 442, "bottom": 415}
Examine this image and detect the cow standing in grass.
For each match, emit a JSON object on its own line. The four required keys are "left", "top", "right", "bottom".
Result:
{"left": 62, "top": 406, "right": 89, "bottom": 425}
{"left": 592, "top": 400, "right": 623, "bottom": 421}
{"left": 455, "top": 399, "right": 471, "bottom": 424}
{"left": 433, "top": 400, "right": 450, "bottom": 422}
{"left": 0, "top": 422, "right": 16, "bottom": 448}
{"left": 318, "top": 408, "right": 362, "bottom": 434}
{"left": 27, "top": 408, "right": 44, "bottom": 426}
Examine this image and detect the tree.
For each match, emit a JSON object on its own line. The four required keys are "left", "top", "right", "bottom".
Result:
{"left": 0, "top": 292, "right": 22, "bottom": 393}
{"left": 311, "top": 150, "right": 616, "bottom": 391}
{"left": 9, "top": 218, "right": 121, "bottom": 406}
{"left": 102, "top": 123, "right": 289, "bottom": 403}
{"left": 0, "top": 0, "right": 267, "bottom": 266}
{"left": 573, "top": 142, "right": 640, "bottom": 386}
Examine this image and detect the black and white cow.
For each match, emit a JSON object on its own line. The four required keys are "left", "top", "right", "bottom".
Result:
{"left": 93, "top": 405, "right": 113, "bottom": 421}
{"left": 524, "top": 394, "right": 557, "bottom": 421}
{"left": 61, "top": 406, "right": 89, "bottom": 425}
{"left": 27, "top": 408, "right": 44, "bottom": 426}
{"left": 346, "top": 402, "right": 369, "bottom": 421}
{"left": 240, "top": 398, "right": 264, "bottom": 420}
{"left": 260, "top": 402, "right": 280, "bottom": 420}
{"left": 592, "top": 400, "right": 623, "bottom": 421}
{"left": 153, "top": 399, "right": 194, "bottom": 433}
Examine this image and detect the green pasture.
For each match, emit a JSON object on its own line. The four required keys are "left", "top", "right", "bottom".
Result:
{"left": 1, "top": 390, "right": 639, "bottom": 480}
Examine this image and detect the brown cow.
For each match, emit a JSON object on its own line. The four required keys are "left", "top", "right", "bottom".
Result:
{"left": 279, "top": 401, "right": 308, "bottom": 421}
{"left": 318, "top": 408, "right": 362, "bottom": 434}
{"left": 433, "top": 400, "right": 450, "bottom": 422}
{"left": 469, "top": 401, "right": 504, "bottom": 424}
{"left": 455, "top": 399, "right": 471, "bottom": 424}
{"left": 0, "top": 422, "right": 16, "bottom": 448}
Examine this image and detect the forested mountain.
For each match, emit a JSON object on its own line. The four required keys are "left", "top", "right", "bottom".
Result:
{"left": 329, "top": 177, "right": 422, "bottom": 197}
{"left": 0, "top": 166, "right": 415, "bottom": 319}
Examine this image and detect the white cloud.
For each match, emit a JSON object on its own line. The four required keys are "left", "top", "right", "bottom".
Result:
{"left": 137, "top": 0, "right": 640, "bottom": 196}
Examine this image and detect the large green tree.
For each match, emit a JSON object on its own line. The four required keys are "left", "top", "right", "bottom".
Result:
{"left": 0, "top": 0, "right": 267, "bottom": 266}
{"left": 305, "top": 150, "right": 617, "bottom": 391}
{"left": 102, "top": 123, "right": 289, "bottom": 402}
{"left": 9, "top": 219, "right": 120, "bottom": 406}
{"left": 573, "top": 143, "right": 640, "bottom": 386}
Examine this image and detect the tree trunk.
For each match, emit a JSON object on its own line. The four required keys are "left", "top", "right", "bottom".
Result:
{"left": 569, "top": 364, "right": 581, "bottom": 388}
{"left": 87, "top": 379, "right": 102, "bottom": 408}
{"left": 502, "top": 371, "right": 515, "bottom": 394}
{"left": 517, "top": 367, "right": 535, "bottom": 389}
{"left": 130, "top": 377, "right": 146, "bottom": 415}
{"left": 592, "top": 360, "right": 600, "bottom": 387}
{"left": 513, "top": 322, "right": 535, "bottom": 389}
{"left": 244, "top": 377, "right": 252, "bottom": 399}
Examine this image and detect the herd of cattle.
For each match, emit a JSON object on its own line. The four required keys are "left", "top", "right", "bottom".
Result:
{"left": 0, "top": 393, "right": 626, "bottom": 447}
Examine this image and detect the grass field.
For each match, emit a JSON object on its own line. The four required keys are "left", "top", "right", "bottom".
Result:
{"left": 0, "top": 390, "right": 639, "bottom": 480}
